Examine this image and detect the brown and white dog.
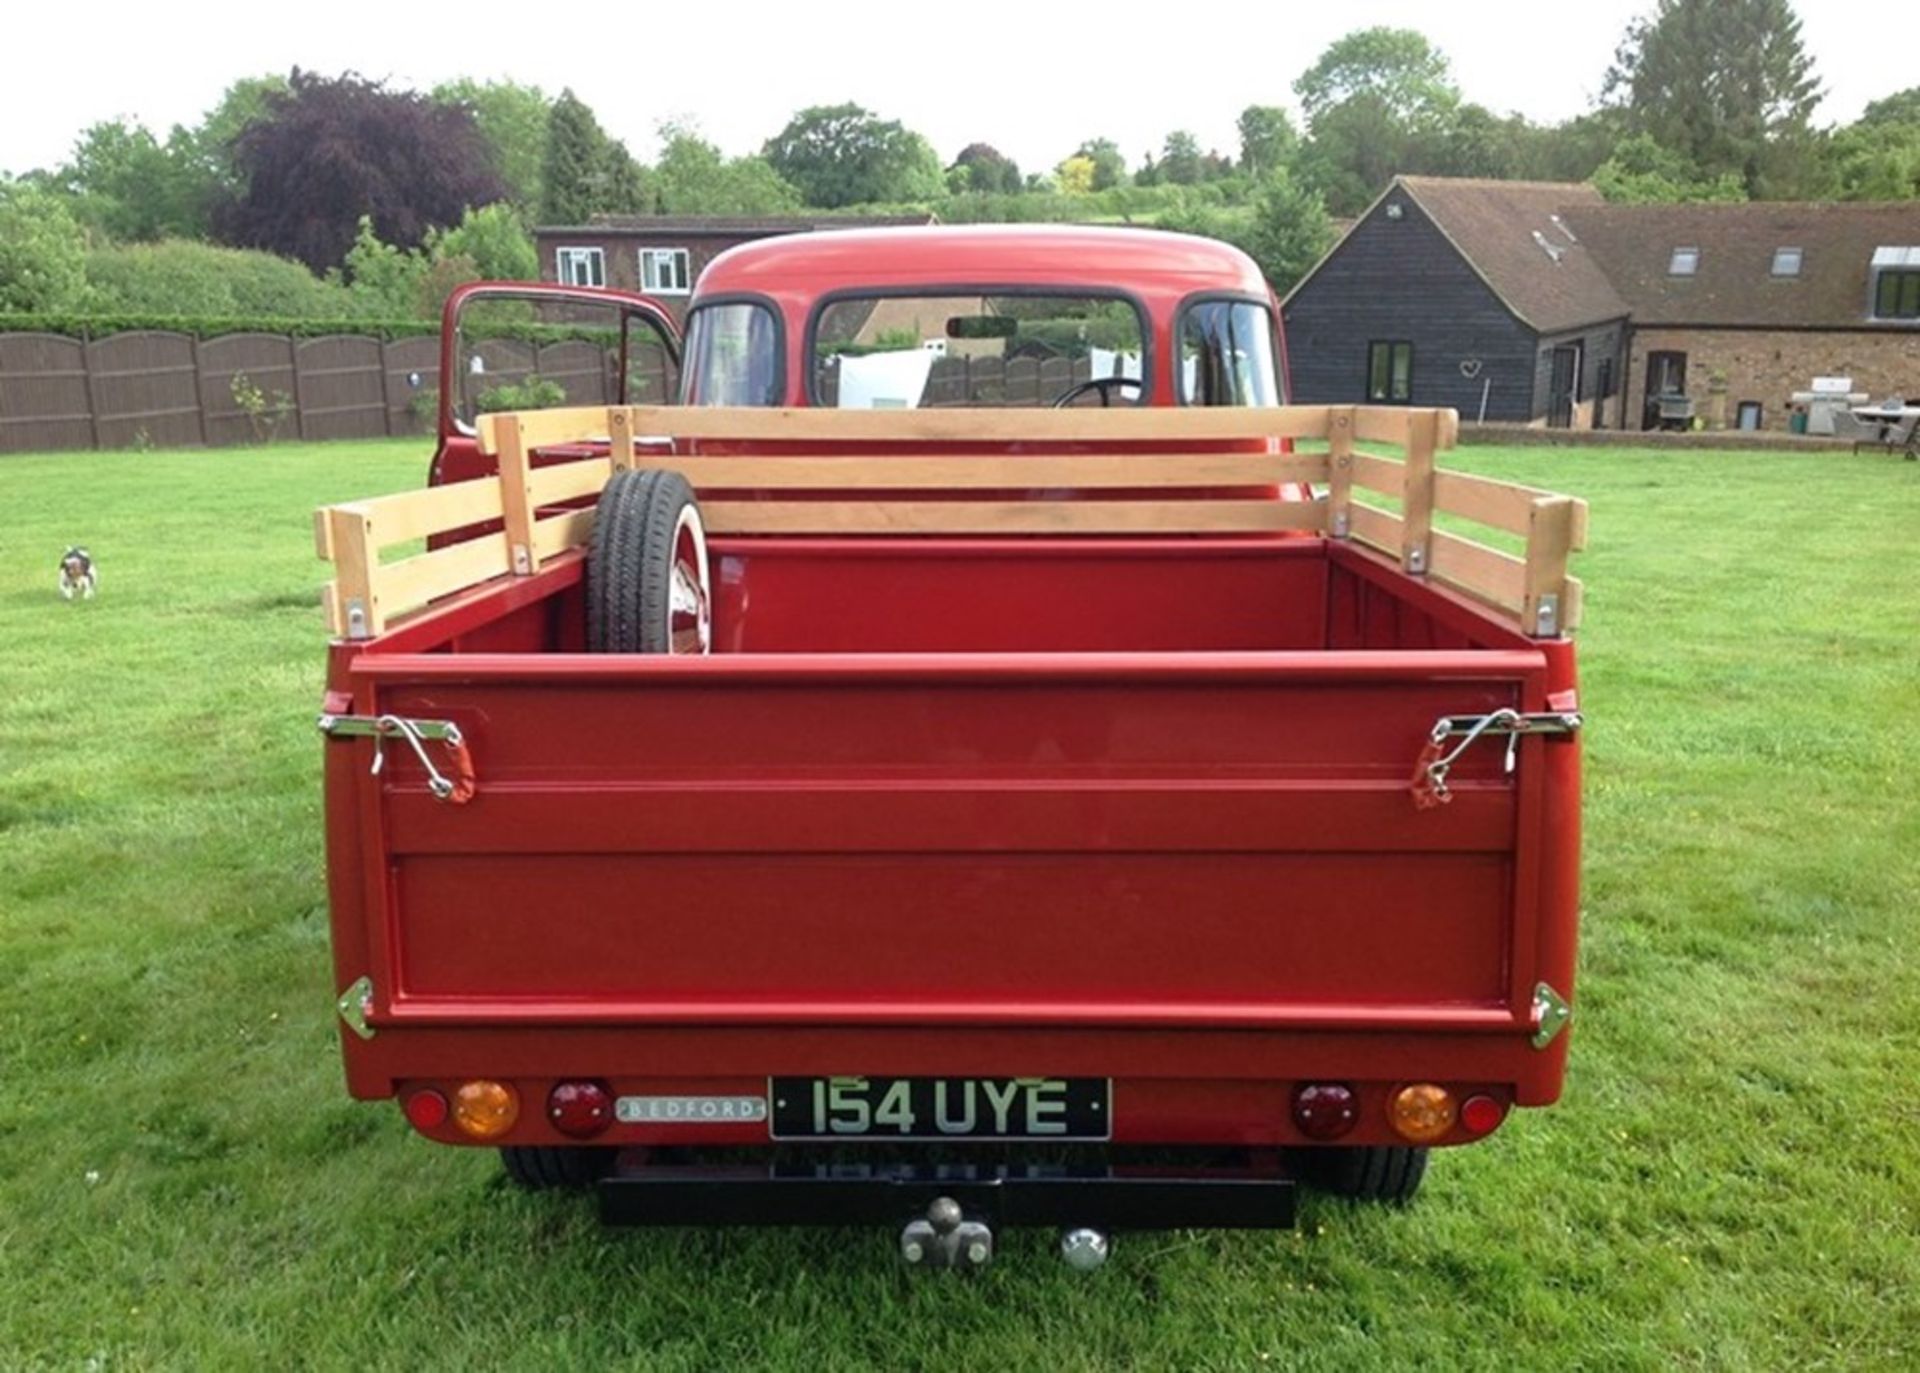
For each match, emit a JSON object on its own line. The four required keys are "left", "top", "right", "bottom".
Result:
{"left": 59, "top": 547, "right": 97, "bottom": 600}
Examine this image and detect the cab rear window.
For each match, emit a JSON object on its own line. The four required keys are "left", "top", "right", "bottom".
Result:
{"left": 810, "top": 293, "right": 1147, "bottom": 408}
{"left": 682, "top": 301, "right": 782, "bottom": 406}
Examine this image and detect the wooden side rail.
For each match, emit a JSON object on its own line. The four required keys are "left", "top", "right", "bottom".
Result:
{"left": 318, "top": 403, "right": 1582, "bottom": 639}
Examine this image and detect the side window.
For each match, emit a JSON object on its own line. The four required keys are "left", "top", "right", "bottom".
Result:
{"left": 555, "top": 246, "right": 605, "bottom": 288}
{"left": 641, "top": 248, "right": 692, "bottom": 295}
{"left": 624, "top": 310, "right": 680, "bottom": 405}
{"left": 1367, "top": 340, "right": 1413, "bottom": 403}
{"left": 1179, "top": 299, "right": 1280, "bottom": 406}
{"left": 683, "top": 301, "right": 782, "bottom": 406}
{"left": 453, "top": 291, "right": 677, "bottom": 430}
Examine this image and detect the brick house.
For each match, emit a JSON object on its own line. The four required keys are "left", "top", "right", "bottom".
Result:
{"left": 1284, "top": 177, "right": 1920, "bottom": 433}
{"left": 533, "top": 214, "right": 937, "bottom": 322}
{"left": 1565, "top": 201, "right": 1920, "bottom": 431}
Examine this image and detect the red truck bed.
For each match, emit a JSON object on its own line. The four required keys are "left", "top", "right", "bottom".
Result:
{"left": 319, "top": 402, "right": 1583, "bottom": 1172}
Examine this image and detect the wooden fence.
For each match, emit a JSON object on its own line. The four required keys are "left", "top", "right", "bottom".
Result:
{"left": 0, "top": 331, "right": 675, "bottom": 454}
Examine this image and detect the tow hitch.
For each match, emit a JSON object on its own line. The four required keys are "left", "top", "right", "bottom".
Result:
{"left": 900, "top": 1196, "right": 994, "bottom": 1270}
{"left": 597, "top": 1156, "right": 1294, "bottom": 1263}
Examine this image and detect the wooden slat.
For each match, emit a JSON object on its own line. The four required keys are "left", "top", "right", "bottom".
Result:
{"left": 494, "top": 414, "right": 537, "bottom": 576}
{"left": 333, "top": 476, "right": 506, "bottom": 549}
{"left": 1347, "top": 502, "right": 1402, "bottom": 555}
{"left": 476, "top": 405, "right": 610, "bottom": 455}
{"left": 1401, "top": 411, "right": 1439, "bottom": 575}
{"left": 379, "top": 534, "right": 514, "bottom": 620}
{"left": 701, "top": 499, "right": 1329, "bottom": 536}
{"left": 1352, "top": 406, "right": 1458, "bottom": 449}
{"left": 528, "top": 456, "right": 614, "bottom": 506}
{"left": 1351, "top": 451, "right": 1404, "bottom": 499}
{"left": 532, "top": 508, "right": 595, "bottom": 560}
{"left": 619, "top": 404, "right": 1341, "bottom": 443}
{"left": 325, "top": 506, "right": 379, "bottom": 638}
{"left": 1326, "top": 406, "right": 1354, "bottom": 538}
{"left": 607, "top": 405, "right": 636, "bottom": 472}
{"left": 1522, "top": 496, "right": 1577, "bottom": 636}
{"left": 1430, "top": 528, "right": 1526, "bottom": 607}
{"left": 1353, "top": 409, "right": 1408, "bottom": 446}
{"left": 1348, "top": 451, "right": 1589, "bottom": 550}
{"left": 1349, "top": 504, "right": 1528, "bottom": 613}
{"left": 664, "top": 452, "right": 1327, "bottom": 490}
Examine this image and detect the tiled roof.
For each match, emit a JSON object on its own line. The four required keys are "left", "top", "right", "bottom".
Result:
{"left": 1563, "top": 200, "right": 1920, "bottom": 327}
{"left": 1396, "top": 177, "right": 1630, "bottom": 333}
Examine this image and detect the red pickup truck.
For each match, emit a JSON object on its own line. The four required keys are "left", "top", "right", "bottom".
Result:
{"left": 316, "top": 226, "right": 1585, "bottom": 1268}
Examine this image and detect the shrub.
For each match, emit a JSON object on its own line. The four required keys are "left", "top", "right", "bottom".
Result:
{"left": 0, "top": 183, "right": 90, "bottom": 313}
{"left": 476, "top": 376, "right": 566, "bottom": 412}
{"left": 83, "top": 240, "right": 360, "bottom": 318}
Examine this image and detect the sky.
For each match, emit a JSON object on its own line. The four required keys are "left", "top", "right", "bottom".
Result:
{"left": 3, "top": 0, "right": 1915, "bottom": 179}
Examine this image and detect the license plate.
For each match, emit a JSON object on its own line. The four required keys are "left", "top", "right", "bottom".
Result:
{"left": 769, "top": 1077, "right": 1110, "bottom": 1141}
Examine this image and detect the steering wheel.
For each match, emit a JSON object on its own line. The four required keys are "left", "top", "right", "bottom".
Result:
{"left": 1050, "top": 376, "right": 1144, "bottom": 408}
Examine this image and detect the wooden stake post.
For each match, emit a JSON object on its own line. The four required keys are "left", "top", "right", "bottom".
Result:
{"left": 315, "top": 403, "right": 1586, "bottom": 640}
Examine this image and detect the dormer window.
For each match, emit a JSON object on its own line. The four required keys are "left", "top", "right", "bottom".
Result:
{"left": 1668, "top": 247, "right": 1700, "bottom": 277}
{"left": 1871, "top": 246, "right": 1920, "bottom": 320}
{"left": 1771, "top": 247, "right": 1803, "bottom": 277}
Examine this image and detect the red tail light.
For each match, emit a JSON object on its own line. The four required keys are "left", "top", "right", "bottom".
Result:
{"left": 1459, "top": 1094, "right": 1506, "bottom": 1138}
{"left": 403, "top": 1088, "right": 449, "bottom": 1132}
{"left": 547, "top": 1080, "right": 614, "bottom": 1138}
{"left": 1291, "top": 1083, "right": 1359, "bottom": 1140}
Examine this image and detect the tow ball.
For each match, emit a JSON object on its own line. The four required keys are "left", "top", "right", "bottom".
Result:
{"left": 900, "top": 1197, "right": 993, "bottom": 1270}
{"left": 899, "top": 1198, "right": 1113, "bottom": 1272}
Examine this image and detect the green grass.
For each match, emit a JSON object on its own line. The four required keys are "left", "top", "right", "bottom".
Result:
{"left": 1, "top": 437, "right": 1917, "bottom": 1370}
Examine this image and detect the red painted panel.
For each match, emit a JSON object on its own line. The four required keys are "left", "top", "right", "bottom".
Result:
{"left": 395, "top": 851, "right": 1510, "bottom": 1005}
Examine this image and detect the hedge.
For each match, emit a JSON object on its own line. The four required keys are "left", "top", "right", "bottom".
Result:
{"left": 0, "top": 313, "right": 440, "bottom": 342}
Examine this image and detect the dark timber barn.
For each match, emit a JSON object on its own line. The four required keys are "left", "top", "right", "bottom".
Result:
{"left": 1282, "top": 177, "right": 1631, "bottom": 428}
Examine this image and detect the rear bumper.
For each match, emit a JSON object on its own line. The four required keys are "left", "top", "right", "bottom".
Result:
{"left": 597, "top": 1156, "right": 1296, "bottom": 1230}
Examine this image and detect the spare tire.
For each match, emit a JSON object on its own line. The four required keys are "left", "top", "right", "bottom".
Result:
{"left": 587, "top": 468, "right": 710, "bottom": 654}
{"left": 499, "top": 1145, "right": 616, "bottom": 1189}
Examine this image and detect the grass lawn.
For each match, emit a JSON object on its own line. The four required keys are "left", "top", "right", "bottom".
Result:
{"left": 1, "top": 436, "right": 1916, "bottom": 1369}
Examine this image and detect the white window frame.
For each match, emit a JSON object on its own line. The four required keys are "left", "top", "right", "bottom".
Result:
{"left": 641, "top": 247, "right": 692, "bottom": 296}
{"left": 1771, "top": 247, "right": 1803, "bottom": 277}
{"left": 555, "top": 246, "right": 605, "bottom": 288}
{"left": 1668, "top": 247, "right": 1700, "bottom": 277}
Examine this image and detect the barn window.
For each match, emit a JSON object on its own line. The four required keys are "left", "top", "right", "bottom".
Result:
{"left": 1668, "top": 247, "right": 1700, "bottom": 276}
{"left": 641, "top": 248, "right": 692, "bottom": 295}
{"left": 1367, "top": 340, "right": 1413, "bottom": 403}
{"left": 555, "top": 246, "right": 605, "bottom": 288}
{"left": 1771, "top": 247, "right": 1803, "bottom": 277}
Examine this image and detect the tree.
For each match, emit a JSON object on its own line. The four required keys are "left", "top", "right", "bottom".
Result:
{"left": 1160, "top": 131, "right": 1204, "bottom": 185}
{"left": 61, "top": 120, "right": 216, "bottom": 241}
{"left": 761, "top": 104, "right": 943, "bottom": 208}
{"left": 1859, "top": 87, "right": 1920, "bottom": 129}
{"left": 1591, "top": 134, "right": 1747, "bottom": 203}
{"left": 434, "top": 78, "right": 552, "bottom": 208}
{"left": 1055, "top": 154, "right": 1096, "bottom": 195}
{"left": 0, "top": 182, "right": 90, "bottom": 312}
{"left": 1241, "top": 170, "right": 1336, "bottom": 294}
{"left": 1604, "top": 0, "right": 1822, "bottom": 196}
{"left": 1075, "top": 138, "right": 1127, "bottom": 190}
{"left": 1295, "top": 27, "right": 1458, "bottom": 124}
{"left": 219, "top": 70, "right": 508, "bottom": 273}
{"left": 1293, "top": 28, "right": 1463, "bottom": 214}
{"left": 542, "top": 89, "right": 653, "bottom": 223}
{"left": 653, "top": 123, "right": 801, "bottom": 214}
{"left": 1827, "top": 121, "right": 1920, "bottom": 201}
{"left": 948, "top": 143, "right": 1022, "bottom": 195}
{"left": 431, "top": 203, "right": 538, "bottom": 281}
{"left": 1237, "top": 106, "right": 1298, "bottom": 178}
{"left": 191, "top": 74, "right": 290, "bottom": 198}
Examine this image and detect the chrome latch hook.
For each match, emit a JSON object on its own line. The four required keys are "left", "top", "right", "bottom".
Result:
{"left": 369, "top": 714, "right": 464, "bottom": 801}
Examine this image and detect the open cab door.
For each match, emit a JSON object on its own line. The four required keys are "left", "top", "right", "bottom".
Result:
{"left": 429, "top": 282, "right": 680, "bottom": 491}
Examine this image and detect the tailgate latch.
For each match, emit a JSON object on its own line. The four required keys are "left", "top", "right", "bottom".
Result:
{"left": 318, "top": 713, "right": 475, "bottom": 803}
{"left": 1413, "top": 709, "right": 1583, "bottom": 808}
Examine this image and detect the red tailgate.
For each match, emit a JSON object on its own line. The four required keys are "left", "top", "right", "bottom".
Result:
{"left": 336, "top": 649, "right": 1554, "bottom": 1035}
